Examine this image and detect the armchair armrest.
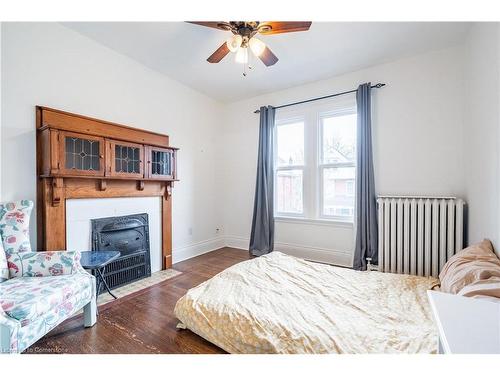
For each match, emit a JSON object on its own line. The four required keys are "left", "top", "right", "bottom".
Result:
{"left": 7, "top": 251, "right": 84, "bottom": 278}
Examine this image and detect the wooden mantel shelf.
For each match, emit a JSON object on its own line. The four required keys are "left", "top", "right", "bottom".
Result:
{"left": 36, "top": 106, "right": 179, "bottom": 269}
{"left": 44, "top": 176, "right": 175, "bottom": 205}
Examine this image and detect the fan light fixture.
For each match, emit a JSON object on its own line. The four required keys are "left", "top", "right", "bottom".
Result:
{"left": 228, "top": 35, "right": 266, "bottom": 60}
{"left": 226, "top": 35, "right": 242, "bottom": 52}
{"left": 188, "top": 21, "right": 312, "bottom": 76}
{"left": 249, "top": 38, "right": 265, "bottom": 57}
{"left": 235, "top": 47, "right": 248, "bottom": 64}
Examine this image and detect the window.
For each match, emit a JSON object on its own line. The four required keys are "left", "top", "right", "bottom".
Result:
{"left": 275, "top": 120, "right": 304, "bottom": 216}
{"left": 320, "top": 112, "right": 357, "bottom": 221}
{"left": 274, "top": 102, "right": 357, "bottom": 223}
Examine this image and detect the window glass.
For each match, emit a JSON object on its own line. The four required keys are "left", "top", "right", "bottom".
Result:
{"left": 322, "top": 114, "right": 357, "bottom": 164}
{"left": 277, "top": 122, "right": 304, "bottom": 167}
{"left": 322, "top": 167, "right": 355, "bottom": 218}
{"left": 115, "top": 145, "right": 141, "bottom": 173}
{"left": 65, "top": 137, "right": 100, "bottom": 171}
{"left": 276, "top": 169, "right": 303, "bottom": 214}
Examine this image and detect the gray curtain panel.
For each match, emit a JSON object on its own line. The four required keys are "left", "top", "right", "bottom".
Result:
{"left": 353, "top": 83, "right": 378, "bottom": 270}
{"left": 249, "top": 106, "right": 276, "bottom": 256}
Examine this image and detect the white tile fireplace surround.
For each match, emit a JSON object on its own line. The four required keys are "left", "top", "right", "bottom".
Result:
{"left": 66, "top": 197, "right": 162, "bottom": 273}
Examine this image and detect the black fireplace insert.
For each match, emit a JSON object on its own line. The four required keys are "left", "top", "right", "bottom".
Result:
{"left": 91, "top": 213, "right": 151, "bottom": 292}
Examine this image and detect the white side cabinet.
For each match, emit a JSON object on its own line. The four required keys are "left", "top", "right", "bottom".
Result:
{"left": 427, "top": 290, "right": 500, "bottom": 354}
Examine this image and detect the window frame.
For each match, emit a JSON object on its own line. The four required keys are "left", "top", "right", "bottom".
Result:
{"left": 273, "top": 99, "right": 357, "bottom": 225}
{"left": 274, "top": 116, "right": 306, "bottom": 218}
{"left": 345, "top": 180, "right": 355, "bottom": 197}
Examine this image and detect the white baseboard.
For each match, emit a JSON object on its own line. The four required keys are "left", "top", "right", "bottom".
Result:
{"left": 224, "top": 235, "right": 249, "bottom": 250}
{"left": 221, "top": 235, "right": 353, "bottom": 267}
{"left": 172, "top": 237, "right": 226, "bottom": 264}
{"left": 172, "top": 235, "right": 353, "bottom": 267}
{"left": 274, "top": 241, "right": 353, "bottom": 267}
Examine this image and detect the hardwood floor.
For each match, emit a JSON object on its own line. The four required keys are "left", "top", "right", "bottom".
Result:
{"left": 28, "top": 247, "right": 252, "bottom": 354}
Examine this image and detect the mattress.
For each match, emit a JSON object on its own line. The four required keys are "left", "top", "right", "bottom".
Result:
{"left": 174, "top": 251, "right": 439, "bottom": 354}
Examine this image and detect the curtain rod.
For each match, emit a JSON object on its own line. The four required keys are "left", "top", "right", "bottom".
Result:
{"left": 253, "top": 83, "right": 386, "bottom": 114}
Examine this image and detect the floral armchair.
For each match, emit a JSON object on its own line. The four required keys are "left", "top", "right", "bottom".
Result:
{"left": 0, "top": 200, "right": 96, "bottom": 354}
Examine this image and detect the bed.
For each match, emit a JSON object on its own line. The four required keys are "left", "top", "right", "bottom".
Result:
{"left": 174, "top": 251, "right": 439, "bottom": 354}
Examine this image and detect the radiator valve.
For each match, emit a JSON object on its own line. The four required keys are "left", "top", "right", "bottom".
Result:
{"left": 365, "top": 257, "right": 379, "bottom": 271}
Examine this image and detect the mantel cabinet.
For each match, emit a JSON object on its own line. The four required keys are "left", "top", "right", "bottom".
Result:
{"left": 58, "top": 131, "right": 105, "bottom": 176}
{"left": 36, "top": 106, "right": 179, "bottom": 269}
{"left": 145, "top": 146, "right": 176, "bottom": 180}
{"left": 39, "top": 119, "right": 178, "bottom": 182}
{"left": 106, "top": 139, "right": 144, "bottom": 179}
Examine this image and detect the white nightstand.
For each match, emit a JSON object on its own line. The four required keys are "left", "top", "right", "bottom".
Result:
{"left": 427, "top": 290, "right": 500, "bottom": 354}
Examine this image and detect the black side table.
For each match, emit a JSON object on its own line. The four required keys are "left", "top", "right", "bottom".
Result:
{"left": 80, "top": 251, "right": 121, "bottom": 300}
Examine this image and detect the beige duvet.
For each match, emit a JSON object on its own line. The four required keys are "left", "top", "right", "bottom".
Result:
{"left": 174, "top": 252, "right": 438, "bottom": 354}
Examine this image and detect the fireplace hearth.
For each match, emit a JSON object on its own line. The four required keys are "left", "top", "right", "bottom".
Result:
{"left": 91, "top": 213, "right": 151, "bottom": 292}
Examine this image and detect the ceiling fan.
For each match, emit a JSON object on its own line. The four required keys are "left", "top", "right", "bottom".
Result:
{"left": 188, "top": 21, "right": 312, "bottom": 75}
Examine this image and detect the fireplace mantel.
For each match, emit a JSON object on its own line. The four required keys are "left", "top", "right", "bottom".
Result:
{"left": 36, "top": 106, "right": 178, "bottom": 269}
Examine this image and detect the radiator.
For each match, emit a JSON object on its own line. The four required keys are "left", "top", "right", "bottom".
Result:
{"left": 377, "top": 196, "right": 465, "bottom": 277}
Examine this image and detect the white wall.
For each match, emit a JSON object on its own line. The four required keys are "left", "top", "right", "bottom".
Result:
{"left": 219, "top": 46, "right": 466, "bottom": 265}
{"left": 0, "top": 23, "right": 225, "bottom": 262}
{"left": 463, "top": 23, "right": 500, "bottom": 255}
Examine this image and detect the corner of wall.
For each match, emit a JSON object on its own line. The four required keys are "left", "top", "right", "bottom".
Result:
{"left": 462, "top": 23, "right": 500, "bottom": 254}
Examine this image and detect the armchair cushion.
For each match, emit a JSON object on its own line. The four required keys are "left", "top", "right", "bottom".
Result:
{"left": 0, "top": 200, "right": 34, "bottom": 254}
{"left": 7, "top": 251, "right": 83, "bottom": 278}
{"left": 0, "top": 272, "right": 94, "bottom": 327}
{"left": 0, "top": 240, "right": 8, "bottom": 282}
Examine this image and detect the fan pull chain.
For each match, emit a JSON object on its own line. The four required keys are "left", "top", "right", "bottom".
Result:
{"left": 248, "top": 50, "right": 253, "bottom": 71}
{"left": 243, "top": 50, "right": 253, "bottom": 77}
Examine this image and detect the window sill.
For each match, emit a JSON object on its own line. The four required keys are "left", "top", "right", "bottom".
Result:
{"left": 274, "top": 216, "right": 354, "bottom": 228}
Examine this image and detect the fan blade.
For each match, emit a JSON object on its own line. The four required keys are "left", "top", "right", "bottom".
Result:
{"left": 258, "top": 21, "right": 311, "bottom": 35}
{"left": 187, "top": 21, "right": 232, "bottom": 31}
{"left": 207, "top": 42, "right": 230, "bottom": 63}
{"left": 259, "top": 46, "right": 279, "bottom": 66}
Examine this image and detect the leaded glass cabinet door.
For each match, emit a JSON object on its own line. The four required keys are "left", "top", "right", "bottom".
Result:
{"left": 106, "top": 140, "right": 144, "bottom": 178}
{"left": 145, "top": 146, "right": 176, "bottom": 180}
{"left": 58, "top": 131, "right": 105, "bottom": 176}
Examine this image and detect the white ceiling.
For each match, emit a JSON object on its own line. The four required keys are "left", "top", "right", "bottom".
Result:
{"left": 63, "top": 22, "right": 470, "bottom": 103}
